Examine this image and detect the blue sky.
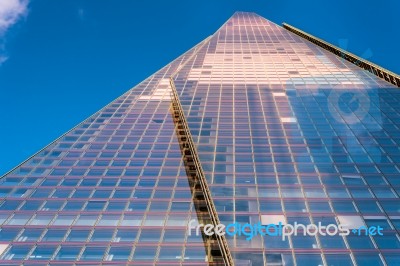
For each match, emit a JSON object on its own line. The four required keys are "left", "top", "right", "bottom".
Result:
{"left": 0, "top": 0, "right": 399, "bottom": 175}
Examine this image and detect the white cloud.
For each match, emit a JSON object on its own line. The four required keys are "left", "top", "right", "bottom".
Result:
{"left": 0, "top": 0, "right": 29, "bottom": 65}
{"left": 0, "top": 55, "right": 8, "bottom": 65}
{"left": 0, "top": 0, "right": 28, "bottom": 35}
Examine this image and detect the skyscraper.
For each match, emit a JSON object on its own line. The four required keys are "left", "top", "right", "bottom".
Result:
{"left": 0, "top": 12, "right": 399, "bottom": 265}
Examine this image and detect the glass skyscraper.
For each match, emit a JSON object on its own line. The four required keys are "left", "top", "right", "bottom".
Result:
{"left": 1, "top": 12, "right": 399, "bottom": 265}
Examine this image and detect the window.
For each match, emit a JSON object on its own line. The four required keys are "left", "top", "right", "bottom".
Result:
{"left": 114, "top": 229, "right": 138, "bottom": 242}
{"left": 284, "top": 201, "right": 307, "bottom": 212}
{"left": 304, "top": 188, "right": 327, "bottom": 198}
{"left": 327, "top": 188, "right": 350, "bottom": 198}
{"left": 17, "top": 229, "right": 44, "bottom": 242}
{"left": 132, "top": 246, "right": 158, "bottom": 261}
{"left": 139, "top": 229, "right": 162, "bottom": 242}
{"left": 41, "top": 201, "right": 64, "bottom": 211}
{"left": 97, "top": 215, "right": 120, "bottom": 226}
{"left": 295, "top": 254, "right": 323, "bottom": 266}
{"left": 325, "top": 254, "right": 354, "bottom": 266}
{"left": 85, "top": 201, "right": 106, "bottom": 211}
{"left": 53, "top": 215, "right": 76, "bottom": 226}
{"left": 41, "top": 229, "right": 67, "bottom": 242}
{"left": 319, "top": 235, "right": 346, "bottom": 248}
{"left": 0, "top": 229, "right": 20, "bottom": 241}
{"left": 265, "top": 254, "right": 283, "bottom": 265}
{"left": 72, "top": 189, "right": 92, "bottom": 198}
{"left": 349, "top": 188, "right": 373, "bottom": 198}
{"left": 63, "top": 201, "right": 84, "bottom": 211}
{"left": 264, "top": 235, "right": 290, "bottom": 249}
{"left": 383, "top": 254, "right": 400, "bottom": 266}
{"left": 354, "top": 253, "right": 384, "bottom": 266}
{"left": 332, "top": 201, "right": 356, "bottom": 213}
{"left": 113, "top": 190, "right": 132, "bottom": 198}
{"left": 120, "top": 214, "right": 143, "bottom": 226}
{"left": 373, "top": 234, "right": 400, "bottom": 249}
{"left": 52, "top": 189, "right": 73, "bottom": 198}
{"left": 184, "top": 247, "right": 208, "bottom": 261}
{"left": 144, "top": 215, "right": 165, "bottom": 226}
{"left": 346, "top": 235, "right": 375, "bottom": 249}
{"left": 90, "top": 230, "right": 114, "bottom": 242}
{"left": 163, "top": 229, "right": 186, "bottom": 243}
{"left": 54, "top": 246, "right": 82, "bottom": 261}
{"left": 356, "top": 201, "right": 382, "bottom": 213}
{"left": 291, "top": 235, "right": 318, "bottom": 249}
{"left": 75, "top": 215, "right": 98, "bottom": 226}
{"left": 30, "top": 214, "right": 54, "bottom": 225}
{"left": 92, "top": 190, "right": 112, "bottom": 198}
{"left": 29, "top": 245, "right": 56, "bottom": 260}
{"left": 158, "top": 247, "right": 182, "bottom": 261}
{"left": 1, "top": 245, "right": 31, "bottom": 260}
{"left": 308, "top": 202, "right": 331, "bottom": 212}
{"left": 21, "top": 201, "right": 43, "bottom": 211}
{"left": 66, "top": 230, "right": 91, "bottom": 242}
{"left": 80, "top": 246, "right": 106, "bottom": 261}
{"left": 259, "top": 201, "right": 282, "bottom": 212}
{"left": 7, "top": 214, "right": 31, "bottom": 225}
{"left": 107, "top": 201, "right": 126, "bottom": 211}
{"left": 106, "top": 246, "right": 132, "bottom": 261}
{"left": 149, "top": 201, "right": 170, "bottom": 211}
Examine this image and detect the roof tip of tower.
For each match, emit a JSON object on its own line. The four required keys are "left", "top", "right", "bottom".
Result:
{"left": 230, "top": 11, "right": 261, "bottom": 18}
{"left": 233, "top": 11, "right": 258, "bottom": 15}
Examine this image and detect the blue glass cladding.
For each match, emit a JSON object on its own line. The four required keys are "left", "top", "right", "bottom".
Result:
{"left": 0, "top": 10, "right": 399, "bottom": 266}
{"left": 172, "top": 12, "right": 400, "bottom": 266}
{"left": 0, "top": 37, "right": 211, "bottom": 264}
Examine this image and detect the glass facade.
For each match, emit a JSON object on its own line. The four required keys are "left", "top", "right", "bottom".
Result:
{"left": 172, "top": 12, "right": 400, "bottom": 265}
{"left": 0, "top": 38, "right": 213, "bottom": 265}
{"left": 1, "top": 11, "right": 400, "bottom": 265}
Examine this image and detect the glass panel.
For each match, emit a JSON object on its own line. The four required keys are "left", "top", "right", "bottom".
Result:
{"left": 75, "top": 215, "right": 98, "bottom": 226}
{"left": 1, "top": 246, "right": 31, "bottom": 260}
{"left": 54, "top": 246, "right": 82, "bottom": 261}
{"left": 41, "top": 229, "right": 67, "bottom": 242}
{"left": 132, "top": 246, "right": 158, "bottom": 261}
{"left": 295, "top": 254, "right": 323, "bottom": 266}
{"left": 139, "top": 229, "right": 162, "bottom": 242}
{"left": 80, "top": 247, "right": 106, "bottom": 261}
{"left": 114, "top": 229, "right": 138, "bottom": 242}
{"left": 29, "top": 245, "right": 56, "bottom": 260}
{"left": 373, "top": 234, "right": 400, "bottom": 249}
{"left": 0, "top": 228, "right": 20, "bottom": 241}
{"left": 7, "top": 214, "right": 32, "bottom": 225}
{"left": 17, "top": 229, "right": 44, "bottom": 242}
{"left": 324, "top": 254, "right": 354, "bottom": 266}
{"left": 97, "top": 215, "right": 120, "bottom": 226}
{"left": 66, "top": 230, "right": 91, "bottom": 242}
{"left": 353, "top": 253, "right": 384, "bottom": 266}
{"left": 107, "top": 246, "right": 132, "bottom": 261}
{"left": 346, "top": 235, "right": 375, "bottom": 249}
{"left": 90, "top": 230, "right": 114, "bottom": 242}
{"left": 158, "top": 247, "right": 182, "bottom": 261}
